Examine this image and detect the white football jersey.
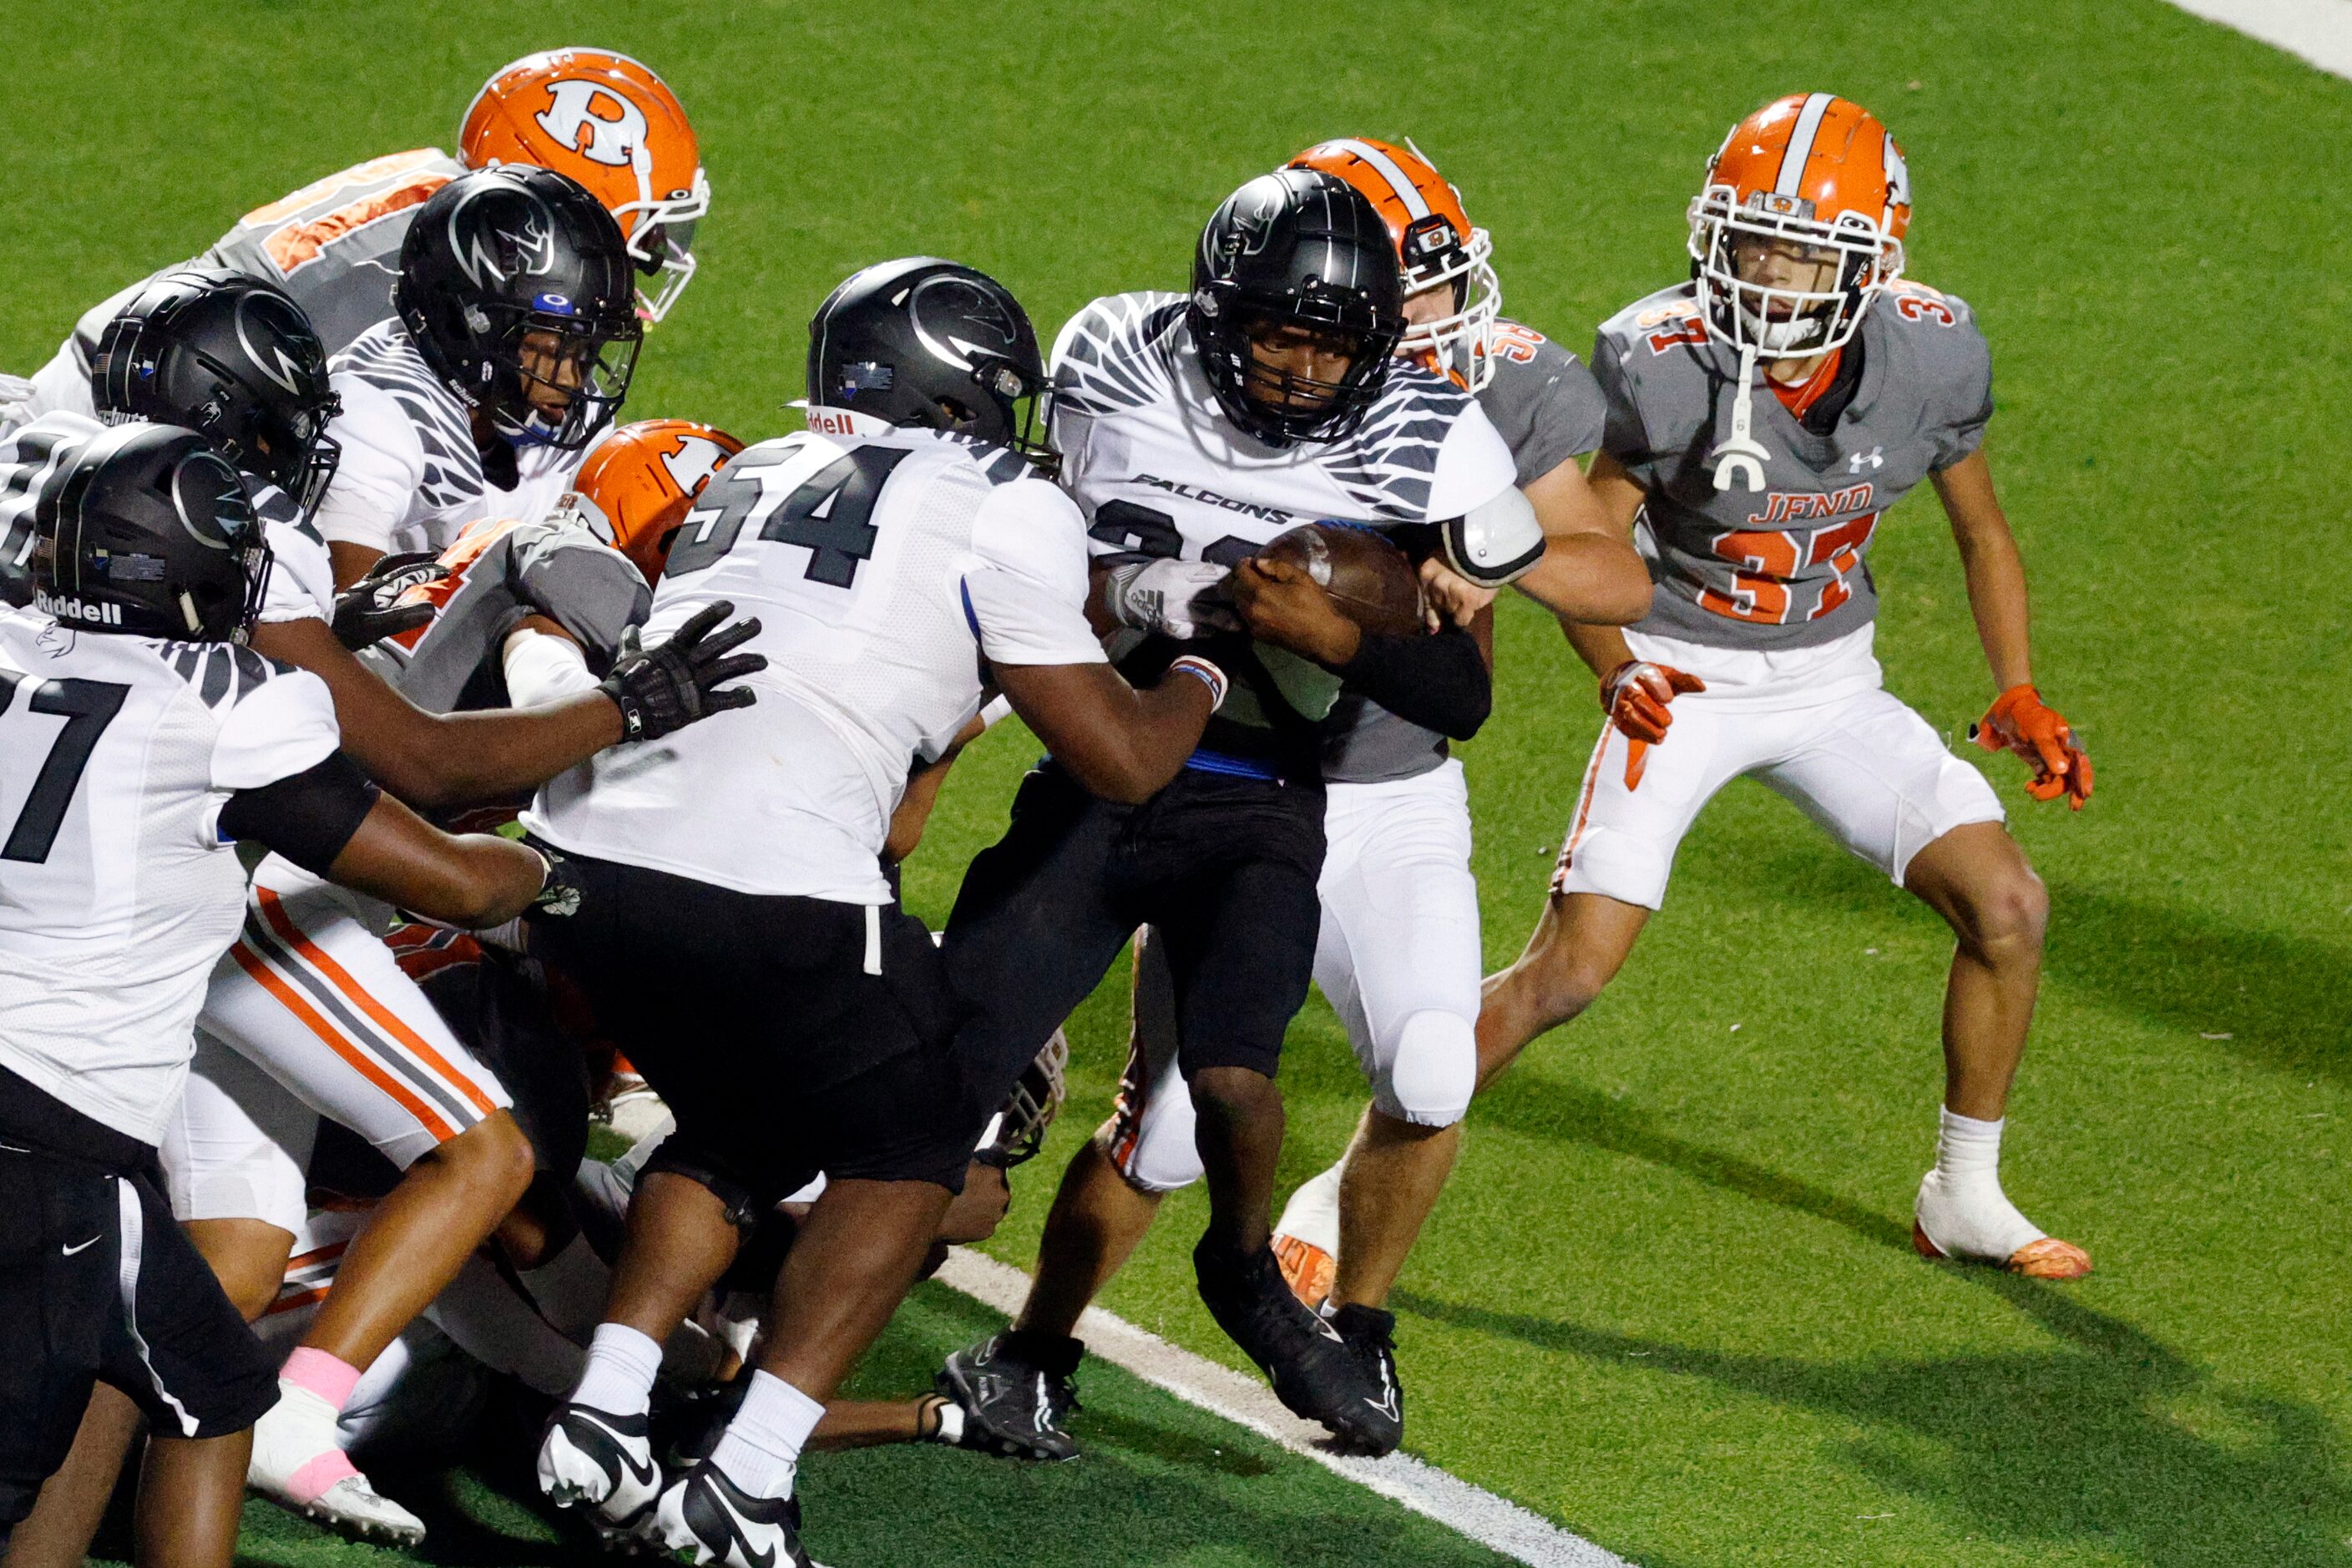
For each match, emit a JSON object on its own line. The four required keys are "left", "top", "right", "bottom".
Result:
{"left": 0, "top": 412, "right": 334, "bottom": 626}
{"left": 525, "top": 412, "right": 1105, "bottom": 903}
{"left": 0, "top": 608, "right": 342, "bottom": 1143}
{"left": 311, "top": 321, "right": 583, "bottom": 559}
{"left": 1051, "top": 292, "right": 1519, "bottom": 566}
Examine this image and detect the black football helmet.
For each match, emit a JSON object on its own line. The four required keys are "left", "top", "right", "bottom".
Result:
{"left": 807, "top": 257, "right": 1050, "bottom": 463}
{"left": 1188, "top": 169, "right": 1405, "bottom": 446}
{"left": 30, "top": 423, "right": 272, "bottom": 642}
{"left": 394, "top": 166, "right": 641, "bottom": 452}
{"left": 94, "top": 266, "right": 341, "bottom": 518}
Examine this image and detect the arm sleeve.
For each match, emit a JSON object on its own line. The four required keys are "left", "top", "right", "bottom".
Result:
{"left": 964, "top": 478, "right": 1109, "bottom": 666}
{"left": 1333, "top": 627, "right": 1490, "bottom": 741}
{"left": 19, "top": 341, "right": 97, "bottom": 425}
{"left": 503, "top": 626, "right": 600, "bottom": 706}
{"left": 310, "top": 377, "right": 424, "bottom": 553}
{"left": 256, "top": 493, "right": 336, "bottom": 625}
{"left": 509, "top": 522, "right": 651, "bottom": 670}
{"left": 217, "top": 749, "right": 380, "bottom": 876}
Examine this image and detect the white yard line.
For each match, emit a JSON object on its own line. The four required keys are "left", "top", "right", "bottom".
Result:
{"left": 936, "top": 1247, "right": 1636, "bottom": 1568}
{"left": 2162, "top": 0, "right": 2352, "bottom": 76}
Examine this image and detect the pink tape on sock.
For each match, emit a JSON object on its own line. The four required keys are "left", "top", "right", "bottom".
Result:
{"left": 281, "top": 1347, "right": 362, "bottom": 1410}
{"left": 285, "top": 1447, "right": 361, "bottom": 1506}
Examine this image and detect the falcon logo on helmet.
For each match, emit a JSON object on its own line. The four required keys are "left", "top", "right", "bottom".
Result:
{"left": 96, "top": 267, "right": 343, "bottom": 519}
{"left": 1287, "top": 137, "right": 1501, "bottom": 391}
{"left": 1684, "top": 93, "right": 1910, "bottom": 493}
{"left": 462, "top": 49, "right": 709, "bottom": 323}
{"left": 31, "top": 423, "right": 274, "bottom": 642}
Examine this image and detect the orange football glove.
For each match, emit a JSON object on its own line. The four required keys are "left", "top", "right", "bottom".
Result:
{"left": 1601, "top": 660, "right": 1705, "bottom": 745}
{"left": 1970, "top": 685, "right": 2092, "bottom": 810}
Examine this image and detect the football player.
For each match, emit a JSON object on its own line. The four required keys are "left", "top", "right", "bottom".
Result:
{"left": 0, "top": 426, "right": 552, "bottom": 1567}
{"left": 523, "top": 258, "right": 1223, "bottom": 1568}
{"left": 1483, "top": 95, "right": 2093, "bottom": 1277}
{"left": 937, "top": 166, "right": 1543, "bottom": 1458}
{"left": 193, "top": 414, "right": 754, "bottom": 1544}
{"left": 4, "top": 48, "right": 705, "bottom": 425}
{"left": 1004, "top": 139, "right": 1651, "bottom": 1456}
{"left": 310, "top": 165, "right": 644, "bottom": 588}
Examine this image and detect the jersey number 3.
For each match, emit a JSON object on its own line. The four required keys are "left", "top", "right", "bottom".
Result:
{"left": 665, "top": 444, "right": 912, "bottom": 585}
{"left": 0, "top": 674, "right": 127, "bottom": 863}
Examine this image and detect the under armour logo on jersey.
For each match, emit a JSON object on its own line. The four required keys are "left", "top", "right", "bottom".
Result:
{"left": 1849, "top": 446, "right": 1884, "bottom": 473}
{"left": 659, "top": 433, "right": 730, "bottom": 497}
{"left": 534, "top": 79, "right": 650, "bottom": 168}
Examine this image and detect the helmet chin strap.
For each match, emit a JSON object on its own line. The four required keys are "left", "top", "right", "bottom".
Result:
{"left": 1710, "top": 341, "right": 1770, "bottom": 493}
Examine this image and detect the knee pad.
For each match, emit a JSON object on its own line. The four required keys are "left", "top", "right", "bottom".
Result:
{"left": 1374, "top": 1009, "right": 1475, "bottom": 1128}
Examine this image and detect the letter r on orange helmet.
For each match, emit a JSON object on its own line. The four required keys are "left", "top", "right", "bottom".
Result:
{"left": 1287, "top": 136, "right": 1500, "bottom": 390}
{"left": 1687, "top": 94, "right": 1910, "bottom": 360}
{"left": 559, "top": 417, "right": 745, "bottom": 584}
{"left": 460, "top": 48, "right": 708, "bottom": 322}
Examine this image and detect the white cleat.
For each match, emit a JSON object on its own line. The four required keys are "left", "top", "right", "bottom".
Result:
{"left": 539, "top": 1400, "right": 665, "bottom": 1543}
{"left": 248, "top": 1382, "right": 425, "bottom": 1545}
{"left": 655, "top": 1460, "right": 813, "bottom": 1568}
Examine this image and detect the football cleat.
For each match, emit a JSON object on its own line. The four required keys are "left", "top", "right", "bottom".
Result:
{"left": 539, "top": 1401, "right": 665, "bottom": 1543}
{"left": 655, "top": 1459, "right": 812, "bottom": 1568}
{"left": 1272, "top": 1233, "right": 1337, "bottom": 1313}
{"left": 1328, "top": 1302, "right": 1404, "bottom": 1457}
{"left": 248, "top": 1383, "right": 426, "bottom": 1545}
{"left": 1194, "top": 1237, "right": 1387, "bottom": 1451}
{"left": 1914, "top": 1170, "right": 2092, "bottom": 1280}
{"left": 1912, "top": 1219, "right": 2094, "bottom": 1280}
{"left": 935, "top": 1332, "right": 1084, "bottom": 1461}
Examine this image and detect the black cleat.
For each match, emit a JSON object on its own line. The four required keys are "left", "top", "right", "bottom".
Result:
{"left": 1195, "top": 1237, "right": 1387, "bottom": 1450}
{"left": 1328, "top": 1302, "right": 1404, "bottom": 1456}
{"left": 936, "top": 1331, "right": 1085, "bottom": 1460}
{"left": 653, "top": 1459, "right": 812, "bottom": 1568}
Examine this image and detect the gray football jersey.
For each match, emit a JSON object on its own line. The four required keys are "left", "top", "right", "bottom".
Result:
{"left": 63, "top": 149, "right": 462, "bottom": 375}
{"left": 1322, "top": 320, "right": 1609, "bottom": 785}
{"left": 1594, "top": 281, "right": 1991, "bottom": 650}
{"left": 357, "top": 513, "right": 648, "bottom": 716}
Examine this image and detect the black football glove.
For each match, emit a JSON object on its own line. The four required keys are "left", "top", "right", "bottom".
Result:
{"left": 331, "top": 550, "right": 449, "bottom": 650}
{"left": 597, "top": 600, "right": 766, "bottom": 742}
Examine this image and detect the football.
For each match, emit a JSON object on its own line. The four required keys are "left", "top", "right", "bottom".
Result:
{"left": 1252, "top": 522, "right": 1427, "bottom": 638}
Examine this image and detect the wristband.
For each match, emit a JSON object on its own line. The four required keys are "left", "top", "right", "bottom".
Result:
{"left": 1167, "top": 655, "right": 1228, "bottom": 711}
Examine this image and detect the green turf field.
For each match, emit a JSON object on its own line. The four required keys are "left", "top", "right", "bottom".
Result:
{"left": 15, "top": 2, "right": 2352, "bottom": 1564}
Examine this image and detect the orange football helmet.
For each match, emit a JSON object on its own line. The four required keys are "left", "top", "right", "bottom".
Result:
{"left": 461, "top": 49, "right": 708, "bottom": 323}
{"left": 559, "top": 417, "right": 744, "bottom": 584}
{"left": 1688, "top": 93, "right": 1909, "bottom": 360}
{"left": 1288, "top": 137, "right": 1500, "bottom": 390}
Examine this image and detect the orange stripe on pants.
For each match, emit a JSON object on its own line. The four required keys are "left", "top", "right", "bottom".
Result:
{"left": 228, "top": 941, "right": 455, "bottom": 1143}
{"left": 255, "top": 888, "right": 498, "bottom": 1118}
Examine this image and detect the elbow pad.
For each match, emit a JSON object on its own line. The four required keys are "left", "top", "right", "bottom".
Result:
{"left": 1440, "top": 487, "right": 1545, "bottom": 588}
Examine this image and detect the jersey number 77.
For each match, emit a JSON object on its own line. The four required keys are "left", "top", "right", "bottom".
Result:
{"left": 0, "top": 672, "right": 127, "bottom": 863}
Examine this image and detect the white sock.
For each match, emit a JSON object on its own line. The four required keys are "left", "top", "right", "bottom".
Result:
{"left": 516, "top": 1236, "right": 612, "bottom": 1342}
{"left": 1916, "top": 1107, "right": 2043, "bottom": 1261}
{"left": 571, "top": 1323, "right": 663, "bottom": 1419}
{"left": 708, "top": 1371, "right": 824, "bottom": 1499}
{"left": 1273, "top": 1161, "right": 1344, "bottom": 1257}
